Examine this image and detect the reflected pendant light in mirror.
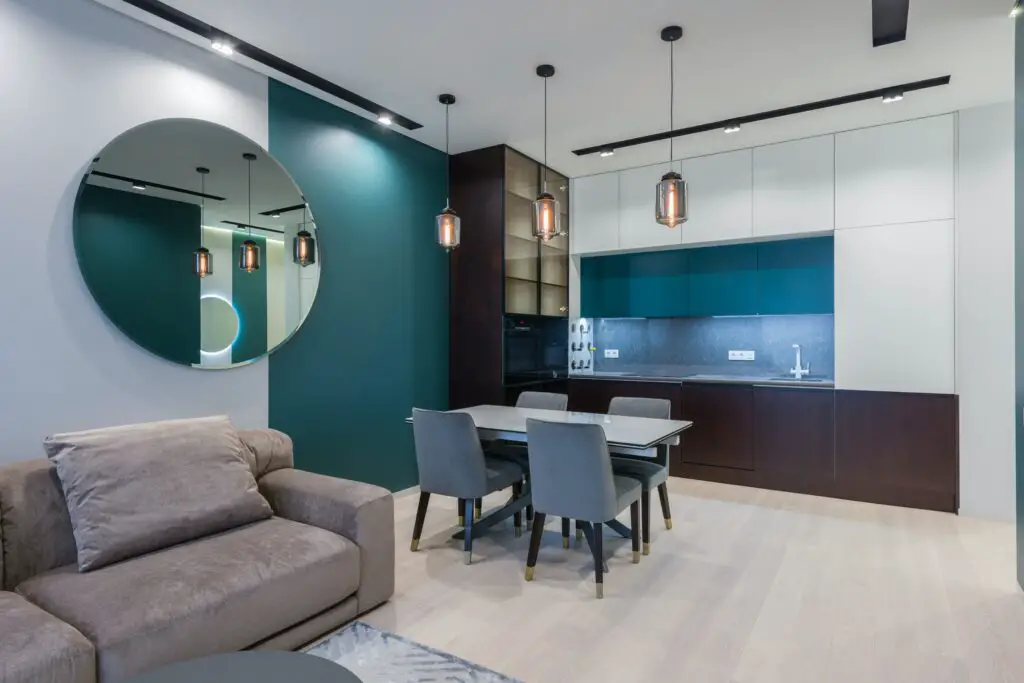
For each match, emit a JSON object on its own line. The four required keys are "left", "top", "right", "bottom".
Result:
{"left": 294, "top": 203, "right": 316, "bottom": 267}
{"left": 192, "top": 166, "right": 213, "bottom": 278}
{"left": 655, "top": 26, "right": 688, "bottom": 229}
{"left": 436, "top": 93, "right": 460, "bottom": 251}
{"left": 239, "top": 152, "right": 260, "bottom": 272}
{"left": 532, "top": 65, "right": 561, "bottom": 241}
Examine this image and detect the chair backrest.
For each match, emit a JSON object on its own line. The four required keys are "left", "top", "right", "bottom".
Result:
{"left": 516, "top": 391, "right": 568, "bottom": 411}
{"left": 525, "top": 419, "right": 617, "bottom": 523}
{"left": 608, "top": 396, "right": 678, "bottom": 446}
{"left": 412, "top": 409, "right": 488, "bottom": 499}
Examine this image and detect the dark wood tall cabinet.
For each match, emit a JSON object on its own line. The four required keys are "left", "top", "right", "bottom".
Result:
{"left": 449, "top": 145, "right": 570, "bottom": 409}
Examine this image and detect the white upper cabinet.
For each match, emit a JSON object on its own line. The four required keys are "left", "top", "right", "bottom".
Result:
{"left": 680, "top": 149, "right": 753, "bottom": 245}
{"left": 753, "top": 135, "right": 834, "bottom": 238}
{"left": 835, "top": 114, "right": 955, "bottom": 229}
{"left": 834, "top": 220, "right": 955, "bottom": 394}
{"left": 618, "top": 161, "right": 683, "bottom": 251}
{"left": 570, "top": 173, "right": 619, "bottom": 255}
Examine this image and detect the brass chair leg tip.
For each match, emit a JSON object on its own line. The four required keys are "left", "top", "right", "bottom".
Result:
{"left": 464, "top": 551, "right": 472, "bottom": 565}
{"left": 643, "top": 542, "right": 651, "bottom": 556}
{"left": 595, "top": 584, "right": 604, "bottom": 599}
{"left": 457, "top": 516, "right": 465, "bottom": 526}
{"left": 474, "top": 511, "right": 481, "bottom": 521}
{"left": 525, "top": 566, "right": 535, "bottom": 581}
{"left": 514, "top": 526, "right": 523, "bottom": 538}
{"left": 575, "top": 530, "right": 584, "bottom": 542}
{"left": 633, "top": 550, "right": 640, "bottom": 564}
{"left": 665, "top": 518, "right": 673, "bottom": 530}
{"left": 410, "top": 539, "right": 419, "bottom": 552}
{"left": 562, "top": 537, "right": 570, "bottom": 549}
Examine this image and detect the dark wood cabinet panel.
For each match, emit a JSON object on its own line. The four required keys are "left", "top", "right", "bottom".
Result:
{"left": 679, "top": 383, "right": 754, "bottom": 470}
{"left": 753, "top": 387, "right": 834, "bottom": 484}
{"left": 834, "top": 390, "right": 958, "bottom": 512}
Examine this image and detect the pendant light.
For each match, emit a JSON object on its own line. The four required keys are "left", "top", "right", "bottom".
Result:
{"left": 532, "top": 64, "right": 562, "bottom": 241}
{"left": 655, "top": 26, "right": 688, "bottom": 228}
{"left": 293, "top": 202, "right": 316, "bottom": 267}
{"left": 192, "top": 166, "right": 213, "bottom": 278}
{"left": 436, "top": 93, "right": 461, "bottom": 251}
{"left": 238, "top": 152, "right": 260, "bottom": 273}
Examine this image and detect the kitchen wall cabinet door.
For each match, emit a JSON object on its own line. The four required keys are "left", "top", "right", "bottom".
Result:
{"left": 834, "top": 114, "right": 954, "bottom": 229}
{"left": 679, "top": 383, "right": 755, "bottom": 470}
{"left": 579, "top": 254, "right": 630, "bottom": 319}
{"left": 687, "top": 244, "right": 758, "bottom": 317}
{"left": 680, "top": 149, "right": 753, "bottom": 246}
{"left": 756, "top": 236, "right": 834, "bottom": 315}
{"left": 570, "top": 173, "right": 619, "bottom": 255}
{"left": 753, "top": 135, "right": 834, "bottom": 238}
{"left": 834, "top": 220, "right": 954, "bottom": 393}
{"left": 618, "top": 161, "right": 683, "bottom": 251}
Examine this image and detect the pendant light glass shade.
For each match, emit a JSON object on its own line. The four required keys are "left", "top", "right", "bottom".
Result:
{"left": 655, "top": 171, "right": 687, "bottom": 228}
{"left": 293, "top": 204, "right": 316, "bottom": 267}
{"left": 533, "top": 192, "right": 560, "bottom": 241}
{"left": 436, "top": 94, "right": 461, "bottom": 251}
{"left": 239, "top": 239, "right": 260, "bottom": 272}
{"left": 193, "top": 167, "right": 213, "bottom": 277}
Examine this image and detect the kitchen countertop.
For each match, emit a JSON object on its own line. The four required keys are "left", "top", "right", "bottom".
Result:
{"left": 570, "top": 371, "right": 835, "bottom": 389}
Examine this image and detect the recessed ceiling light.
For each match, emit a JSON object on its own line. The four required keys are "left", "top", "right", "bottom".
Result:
{"left": 271, "top": 213, "right": 281, "bottom": 219}
{"left": 599, "top": 149, "right": 615, "bottom": 158}
{"left": 882, "top": 91, "right": 904, "bottom": 103}
{"left": 1011, "top": 1, "right": 1023, "bottom": 19}
{"left": 724, "top": 123, "right": 742, "bottom": 134}
{"left": 377, "top": 114, "right": 393, "bottom": 126}
{"left": 211, "top": 39, "right": 234, "bottom": 56}
{"left": 132, "top": 182, "right": 147, "bottom": 191}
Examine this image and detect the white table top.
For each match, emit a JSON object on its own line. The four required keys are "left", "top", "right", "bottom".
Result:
{"left": 408, "top": 405, "right": 692, "bottom": 450}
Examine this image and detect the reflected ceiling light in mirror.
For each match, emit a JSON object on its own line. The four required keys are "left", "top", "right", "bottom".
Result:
{"left": 655, "top": 26, "right": 688, "bottom": 229}
{"left": 436, "top": 93, "right": 460, "bottom": 251}
{"left": 132, "top": 181, "right": 147, "bottom": 191}
{"left": 599, "top": 149, "right": 615, "bottom": 158}
{"left": 377, "top": 114, "right": 393, "bottom": 126}
{"left": 532, "top": 65, "right": 562, "bottom": 241}
{"left": 211, "top": 39, "right": 234, "bottom": 56}
{"left": 238, "top": 153, "right": 261, "bottom": 273}
{"left": 294, "top": 204, "right": 316, "bottom": 267}
{"left": 193, "top": 166, "right": 213, "bottom": 278}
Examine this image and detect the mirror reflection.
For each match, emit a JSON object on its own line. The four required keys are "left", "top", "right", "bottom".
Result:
{"left": 74, "top": 119, "right": 320, "bottom": 368}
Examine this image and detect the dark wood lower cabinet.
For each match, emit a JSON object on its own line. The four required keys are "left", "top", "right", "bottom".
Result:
{"left": 679, "top": 383, "right": 755, "bottom": 471}
{"left": 753, "top": 386, "right": 834, "bottom": 491}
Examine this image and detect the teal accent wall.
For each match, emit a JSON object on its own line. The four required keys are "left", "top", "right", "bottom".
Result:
{"left": 74, "top": 185, "right": 200, "bottom": 365}
{"left": 267, "top": 80, "right": 449, "bottom": 492}
{"left": 580, "top": 236, "right": 834, "bottom": 319}
{"left": 231, "top": 233, "right": 268, "bottom": 363}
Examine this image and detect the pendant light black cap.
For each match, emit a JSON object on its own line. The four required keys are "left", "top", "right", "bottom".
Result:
{"left": 242, "top": 153, "right": 257, "bottom": 161}
{"left": 438, "top": 94, "right": 456, "bottom": 105}
{"left": 536, "top": 64, "right": 555, "bottom": 78}
{"left": 661, "top": 25, "right": 683, "bottom": 42}
{"left": 196, "top": 167, "right": 210, "bottom": 175}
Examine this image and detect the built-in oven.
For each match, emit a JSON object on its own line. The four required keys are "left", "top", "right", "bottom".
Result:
{"left": 503, "top": 314, "right": 568, "bottom": 386}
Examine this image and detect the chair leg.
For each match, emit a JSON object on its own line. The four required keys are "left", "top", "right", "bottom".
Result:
{"left": 575, "top": 519, "right": 584, "bottom": 544}
{"left": 525, "top": 512, "right": 546, "bottom": 581}
{"left": 641, "top": 489, "right": 651, "bottom": 556}
{"left": 512, "top": 482, "right": 523, "bottom": 538}
{"left": 593, "top": 522, "right": 604, "bottom": 599}
{"left": 657, "top": 482, "right": 673, "bottom": 530}
{"left": 561, "top": 517, "right": 571, "bottom": 549}
{"left": 475, "top": 498, "right": 482, "bottom": 522}
{"left": 526, "top": 504, "right": 535, "bottom": 530}
{"left": 457, "top": 498, "right": 465, "bottom": 526}
{"left": 463, "top": 498, "right": 474, "bottom": 565}
{"left": 410, "top": 491, "right": 430, "bottom": 552}
{"left": 630, "top": 501, "right": 640, "bottom": 564}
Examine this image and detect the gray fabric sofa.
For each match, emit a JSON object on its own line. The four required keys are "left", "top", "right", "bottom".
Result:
{"left": 0, "top": 428, "right": 395, "bottom": 683}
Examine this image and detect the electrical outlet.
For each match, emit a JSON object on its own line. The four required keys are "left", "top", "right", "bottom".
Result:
{"left": 604, "top": 349, "right": 619, "bottom": 359}
{"left": 728, "top": 350, "right": 755, "bottom": 361}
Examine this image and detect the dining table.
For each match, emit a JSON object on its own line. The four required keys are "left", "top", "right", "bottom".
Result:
{"left": 405, "top": 404, "right": 693, "bottom": 543}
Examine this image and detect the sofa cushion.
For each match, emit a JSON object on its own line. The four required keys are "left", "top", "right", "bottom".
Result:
{"left": 44, "top": 415, "right": 273, "bottom": 571}
{"left": 17, "top": 517, "right": 359, "bottom": 683}
{"left": 0, "top": 591, "right": 95, "bottom": 683}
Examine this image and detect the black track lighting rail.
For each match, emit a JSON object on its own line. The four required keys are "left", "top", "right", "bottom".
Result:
{"left": 573, "top": 75, "right": 952, "bottom": 156}
{"left": 221, "top": 220, "right": 285, "bottom": 235}
{"left": 89, "top": 170, "right": 227, "bottom": 200}
{"left": 117, "top": 0, "right": 422, "bottom": 130}
{"left": 259, "top": 203, "right": 306, "bottom": 217}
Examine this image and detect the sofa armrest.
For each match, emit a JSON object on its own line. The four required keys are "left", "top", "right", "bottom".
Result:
{"left": 258, "top": 470, "right": 394, "bottom": 613}
{"left": 0, "top": 591, "right": 95, "bottom": 683}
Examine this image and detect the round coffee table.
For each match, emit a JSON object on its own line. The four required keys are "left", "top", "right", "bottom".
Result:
{"left": 123, "top": 652, "right": 361, "bottom": 683}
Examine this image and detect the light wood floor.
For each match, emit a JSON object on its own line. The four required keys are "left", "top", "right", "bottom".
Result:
{"left": 362, "top": 478, "right": 1024, "bottom": 683}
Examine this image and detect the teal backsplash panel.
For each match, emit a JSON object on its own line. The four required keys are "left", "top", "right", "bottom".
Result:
{"left": 688, "top": 243, "right": 759, "bottom": 316}
{"left": 267, "top": 80, "right": 449, "bottom": 492}
{"left": 757, "top": 236, "right": 834, "bottom": 315}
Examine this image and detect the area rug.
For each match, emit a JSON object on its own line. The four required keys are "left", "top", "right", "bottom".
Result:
{"left": 305, "top": 621, "right": 521, "bottom": 682}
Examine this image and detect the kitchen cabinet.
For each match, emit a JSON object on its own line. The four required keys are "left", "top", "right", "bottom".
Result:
{"left": 570, "top": 173, "right": 619, "bottom": 254}
{"left": 618, "top": 161, "right": 683, "bottom": 251}
{"left": 834, "top": 220, "right": 954, "bottom": 394}
{"left": 628, "top": 250, "right": 689, "bottom": 318}
{"left": 580, "top": 254, "right": 630, "bottom": 319}
{"left": 756, "top": 236, "right": 834, "bottom": 315}
{"left": 687, "top": 244, "right": 758, "bottom": 317}
{"left": 835, "top": 114, "right": 954, "bottom": 229}
{"left": 753, "top": 386, "right": 834, "bottom": 487}
{"left": 680, "top": 149, "right": 753, "bottom": 246}
{"left": 679, "top": 383, "right": 755, "bottom": 470}
{"left": 753, "top": 135, "right": 835, "bottom": 238}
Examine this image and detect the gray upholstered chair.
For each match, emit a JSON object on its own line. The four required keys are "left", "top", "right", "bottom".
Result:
{"left": 411, "top": 409, "right": 525, "bottom": 564}
{"left": 608, "top": 397, "right": 675, "bottom": 555}
{"left": 516, "top": 391, "right": 569, "bottom": 411}
{"left": 523, "top": 419, "right": 641, "bottom": 599}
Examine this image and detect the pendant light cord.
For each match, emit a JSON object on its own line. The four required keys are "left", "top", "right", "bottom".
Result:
{"left": 247, "top": 156, "right": 252, "bottom": 237}
{"left": 543, "top": 75, "right": 548, "bottom": 193}
{"left": 200, "top": 173, "right": 205, "bottom": 248}
{"left": 445, "top": 102, "right": 451, "bottom": 208}
{"left": 669, "top": 38, "right": 675, "bottom": 162}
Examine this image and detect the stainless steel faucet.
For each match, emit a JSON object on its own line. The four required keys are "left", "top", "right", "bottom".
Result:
{"left": 790, "top": 344, "right": 810, "bottom": 380}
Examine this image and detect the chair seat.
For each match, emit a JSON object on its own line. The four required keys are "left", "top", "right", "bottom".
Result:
{"left": 612, "top": 475, "right": 643, "bottom": 513}
{"left": 611, "top": 457, "right": 669, "bottom": 489}
{"left": 484, "top": 455, "right": 524, "bottom": 493}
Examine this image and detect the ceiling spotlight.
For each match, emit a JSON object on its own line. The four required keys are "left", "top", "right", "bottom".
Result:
{"left": 599, "top": 149, "right": 615, "bottom": 158}
{"left": 1011, "top": 1, "right": 1023, "bottom": 18}
{"left": 882, "top": 90, "right": 904, "bottom": 103}
{"left": 724, "top": 122, "right": 742, "bottom": 134}
{"left": 211, "top": 39, "right": 234, "bottom": 56}
{"left": 132, "top": 181, "right": 147, "bottom": 191}
{"left": 377, "top": 114, "right": 393, "bottom": 126}
{"left": 270, "top": 213, "right": 281, "bottom": 219}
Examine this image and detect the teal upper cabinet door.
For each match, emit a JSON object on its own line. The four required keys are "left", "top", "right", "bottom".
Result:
{"left": 629, "top": 250, "right": 689, "bottom": 318}
{"left": 580, "top": 254, "right": 631, "bottom": 318}
{"left": 757, "top": 236, "right": 834, "bottom": 315}
{"left": 688, "top": 244, "right": 758, "bottom": 316}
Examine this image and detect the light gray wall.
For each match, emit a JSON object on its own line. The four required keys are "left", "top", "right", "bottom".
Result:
{"left": 0, "top": 0, "right": 270, "bottom": 463}
{"left": 957, "top": 102, "right": 1016, "bottom": 521}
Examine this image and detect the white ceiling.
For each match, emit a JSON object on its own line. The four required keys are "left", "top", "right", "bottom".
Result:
{"left": 97, "top": 0, "right": 1013, "bottom": 177}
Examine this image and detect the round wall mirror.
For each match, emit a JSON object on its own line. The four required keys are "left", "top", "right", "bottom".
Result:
{"left": 73, "top": 119, "right": 320, "bottom": 368}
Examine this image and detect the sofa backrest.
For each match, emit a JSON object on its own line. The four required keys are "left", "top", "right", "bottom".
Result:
{"left": 0, "top": 427, "right": 293, "bottom": 590}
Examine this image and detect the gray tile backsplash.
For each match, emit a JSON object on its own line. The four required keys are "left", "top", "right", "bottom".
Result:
{"left": 591, "top": 314, "right": 834, "bottom": 379}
